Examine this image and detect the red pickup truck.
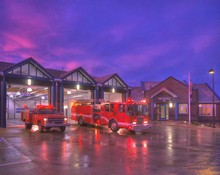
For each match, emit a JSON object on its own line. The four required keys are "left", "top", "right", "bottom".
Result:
{"left": 21, "top": 105, "right": 70, "bottom": 132}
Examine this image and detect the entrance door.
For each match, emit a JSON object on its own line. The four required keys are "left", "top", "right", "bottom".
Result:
{"left": 157, "top": 104, "right": 169, "bottom": 120}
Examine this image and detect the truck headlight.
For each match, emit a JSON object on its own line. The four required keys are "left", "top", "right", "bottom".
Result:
{"left": 64, "top": 118, "right": 68, "bottom": 122}
{"left": 132, "top": 121, "right": 137, "bottom": 125}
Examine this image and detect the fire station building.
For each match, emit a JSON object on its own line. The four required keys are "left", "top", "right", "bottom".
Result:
{"left": 1, "top": 58, "right": 219, "bottom": 128}
{"left": 131, "top": 76, "right": 220, "bottom": 123}
{"left": 0, "top": 58, "right": 129, "bottom": 128}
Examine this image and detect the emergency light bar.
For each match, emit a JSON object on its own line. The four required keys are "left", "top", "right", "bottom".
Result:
{"left": 36, "top": 105, "right": 55, "bottom": 109}
{"left": 126, "top": 98, "right": 134, "bottom": 103}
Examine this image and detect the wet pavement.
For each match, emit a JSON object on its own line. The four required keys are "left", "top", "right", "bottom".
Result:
{"left": 1, "top": 121, "right": 220, "bottom": 175}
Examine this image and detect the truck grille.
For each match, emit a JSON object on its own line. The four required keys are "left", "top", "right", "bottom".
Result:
{"left": 137, "top": 117, "right": 144, "bottom": 124}
{"left": 47, "top": 118, "right": 64, "bottom": 124}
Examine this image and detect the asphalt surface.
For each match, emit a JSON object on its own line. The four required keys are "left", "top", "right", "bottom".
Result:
{"left": 1, "top": 120, "right": 220, "bottom": 175}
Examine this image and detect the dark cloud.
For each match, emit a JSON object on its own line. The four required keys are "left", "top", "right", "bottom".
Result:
{"left": 0, "top": 0, "right": 220, "bottom": 94}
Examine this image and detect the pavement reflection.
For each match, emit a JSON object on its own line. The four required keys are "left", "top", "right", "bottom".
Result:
{"left": 1, "top": 122, "right": 220, "bottom": 175}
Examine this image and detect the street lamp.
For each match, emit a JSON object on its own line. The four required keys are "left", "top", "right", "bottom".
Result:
{"left": 209, "top": 68, "right": 215, "bottom": 128}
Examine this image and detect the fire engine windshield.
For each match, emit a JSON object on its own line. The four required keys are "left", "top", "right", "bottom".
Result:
{"left": 126, "top": 104, "right": 148, "bottom": 116}
{"left": 37, "top": 109, "right": 58, "bottom": 114}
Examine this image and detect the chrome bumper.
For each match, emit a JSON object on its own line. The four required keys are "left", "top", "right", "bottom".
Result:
{"left": 44, "top": 123, "right": 70, "bottom": 127}
{"left": 131, "top": 124, "right": 152, "bottom": 131}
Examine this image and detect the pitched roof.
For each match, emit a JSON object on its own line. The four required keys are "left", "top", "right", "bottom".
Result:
{"left": 193, "top": 83, "right": 220, "bottom": 103}
{"left": 130, "top": 87, "right": 144, "bottom": 101}
{"left": 0, "top": 62, "right": 15, "bottom": 71}
{"left": 2, "top": 57, "right": 54, "bottom": 79}
{"left": 46, "top": 68, "right": 66, "bottom": 78}
{"left": 94, "top": 74, "right": 115, "bottom": 84}
{"left": 94, "top": 73, "right": 128, "bottom": 88}
{"left": 141, "top": 81, "right": 159, "bottom": 91}
{"left": 60, "top": 66, "right": 96, "bottom": 84}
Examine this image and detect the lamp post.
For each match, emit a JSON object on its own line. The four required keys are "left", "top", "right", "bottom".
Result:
{"left": 209, "top": 68, "right": 215, "bottom": 128}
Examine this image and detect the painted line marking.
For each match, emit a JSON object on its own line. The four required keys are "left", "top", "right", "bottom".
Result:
{"left": 0, "top": 146, "right": 13, "bottom": 150}
{"left": 0, "top": 137, "right": 31, "bottom": 167}
{"left": 0, "top": 159, "right": 31, "bottom": 167}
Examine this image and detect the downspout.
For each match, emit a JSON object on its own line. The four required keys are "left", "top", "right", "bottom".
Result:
{"left": 1, "top": 75, "right": 6, "bottom": 128}
{"left": 151, "top": 100, "right": 154, "bottom": 120}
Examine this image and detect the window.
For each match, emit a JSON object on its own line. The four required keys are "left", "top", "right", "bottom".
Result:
{"left": 37, "top": 70, "right": 43, "bottom": 77}
{"left": 13, "top": 67, "right": 20, "bottom": 75}
{"left": 72, "top": 73, "right": 77, "bottom": 81}
{"left": 78, "top": 72, "right": 83, "bottom": 82}
{"left": 110, "top": 104, "right": 114, "bottom": 112}
{"left": 104, "top": 104, "right": 109, "bottom": 112}
{"left": 119, "top": 104, "right": 125, "bottom": 113}
{"left": 104, "top": 77, "right": 123, "bottom": 87}
{"left": 66, "top": 75, "right": 72, "bottom": 81}
{"left": 30, "top": 63, "right": 37, "bottom": 76}
{"left": 179, "top": 104, "right": 188, "bottom": 114}
{"left": 21, "top": 64, "right": 29, "bottom": 75}
{"left": 64, "top": 71, "right": 91, "bottom": 83}
{"left": 6, "top": 63, "right": 49, "bottom": 78}
{"left": 199, "top": 104, "right": 216, "bottom": 116}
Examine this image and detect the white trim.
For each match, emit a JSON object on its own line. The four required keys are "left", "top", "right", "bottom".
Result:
{"left": 151, "top": 87, "right": 177, "bottom": 98}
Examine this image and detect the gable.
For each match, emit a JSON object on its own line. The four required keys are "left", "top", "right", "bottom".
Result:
{"left": 5, "top": 58, "right": 52, "bottom": 79}
{"left": 62, "top": 68, "right": 95, "bottom": 85}
{"left": 149, "top": 77, "right": 187, "bottom": 93}
{"left": 104, "top": 75, "right": 126, "bottom": 88}
{"left": 147, "top": 76, "right": 188, "bottom": 101}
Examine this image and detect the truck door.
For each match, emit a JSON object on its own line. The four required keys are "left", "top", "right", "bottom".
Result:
{"left": 114, "top": 103, "right": 126, "bottom": 125}
{"left": 101, "top": 103, "right": 114, "bottom": 124}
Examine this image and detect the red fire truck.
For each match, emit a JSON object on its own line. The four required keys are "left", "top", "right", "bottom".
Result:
{"left": 71, "top": 99, "right": 151, "bottom": 132}
{"left": 21, "top": 105, "right": 70, "bottom": 132}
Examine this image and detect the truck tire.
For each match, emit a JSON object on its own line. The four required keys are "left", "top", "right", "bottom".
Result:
{"left": 38, "top": 121, "right": 44, "bottom": 133}
{"left": 60, "top": 126, "right": 66, "bottom": 132}
{"left": 78, "top": 117, "right": 85, "bottom": 126}
{"left": 45, "top": 127, "right": 51, "bottom": 132}
{"left": 25, "top": 123, "right": 32, "bottom": 130}
{"left": 109, "top": 120, "right": 119, "bottom": 132}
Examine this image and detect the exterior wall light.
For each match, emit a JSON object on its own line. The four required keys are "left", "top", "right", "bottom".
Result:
{"left": 112, "top": 88, "right": 115, "bottom": 93}
{"left": 27, "top": 79, "right": 32, "bottom": 85}
{"left": 76, "top": 84, "right": 80, "bottom": 90}
{"left": 169, "top": 102, "right": 173, "bottom": 108}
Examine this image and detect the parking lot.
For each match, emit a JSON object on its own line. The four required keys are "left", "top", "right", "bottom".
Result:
{"left": 1, "top": 121, "right": 220, "bottom": 175}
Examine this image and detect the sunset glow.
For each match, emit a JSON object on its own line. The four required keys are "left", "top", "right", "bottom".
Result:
{"left": 0, "top": 0, "right": 219, "bottom": 93}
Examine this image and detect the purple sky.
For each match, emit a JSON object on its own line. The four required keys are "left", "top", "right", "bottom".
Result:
{"left": 1, "top": 0, "right": 220, "bottom": 94}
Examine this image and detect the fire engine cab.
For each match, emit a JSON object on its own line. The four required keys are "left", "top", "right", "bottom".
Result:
{"left": 21, "top": 105, "right": 70, "bottom": 132}
{"left": 71, "top": 99, "right": 151, "bottom": 132}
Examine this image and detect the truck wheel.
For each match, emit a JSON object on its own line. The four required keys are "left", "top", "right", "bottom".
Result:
{"left": 78, "top": 117, "right": 85, "bottom": 126}
{"left": 25, "top": 123, "right": 32, "bottom": 130}
{"left": 109, "top": 120, "right": 119, "bottom": 132}
{"left": 45, "top": 127, "right": 51, "bottom": 132}
{"left": 60, "top": 126, "right": 66, "bottom": 132}
{"left": 38, "top": 122, "right": 44, "bottom": 133}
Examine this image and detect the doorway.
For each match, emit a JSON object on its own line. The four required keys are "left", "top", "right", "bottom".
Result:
{"left": 6, "top": 84, "right": 49, "bottom": 120}
{"left": 156, "top": 104, "right": 169, "bottom": 120}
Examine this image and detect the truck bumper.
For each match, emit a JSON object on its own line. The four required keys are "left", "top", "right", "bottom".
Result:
{"left": 44, "top": 123, "right": 70, "bottom": 127}
{"left": 130, "top": 124, "right": 152, "bottom": 132}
